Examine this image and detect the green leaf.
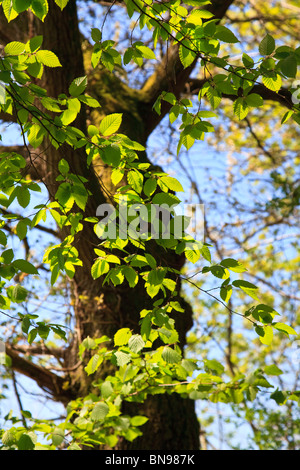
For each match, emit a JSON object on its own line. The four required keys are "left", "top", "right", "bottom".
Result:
{"left": 242, "top": 53, "right": 254, "bottom": 68}
{"left": 256, "top": 325, "right": 273, "bottom": 345}
{"left": 37, "top": 323, "right": 50, "bottom": 340}
{"left": 233, "top": 97, "right": 249, "bottom": 120}
{"left": 0, "top": 230, "right": 7, "bottom": 246}
{"left": 28, "top": 328, "right": 38, "bottom": 344}
{"left": 281, "top": 110, "right": 294, "bottom": 124}
{"left": 205, "top": 359, "right": 225, "bottom": 375}
{"left": 179, "top": 44, "right": 197, "bottom": 68}
{"left": 145, "top": 253, "right": 157, "bottom": 269}
{"left": 55, "top": 183, "right": 72, "bottom": 208}
{"left": 17, "top": 433, "right": 35, "bottom": 450}
{"left": 28, "top": 35, "right": 43, "bottom": 53}
{"left": 123, "top": 266, "right": 138, "bottom": 288}
{"left": 2, "top": 430, "right": 16, "bottom": 446}
{"left": 220, "top": 258, "right": 247, "bottom": 273}
{"left": 128, "top": 170, "right": 143, "bottom": 193}
{"left": 69, "top": 76, "right": 87, "bottom": 97}
{"left": 245, "top": 93, "right": 264, "bottom": 107}
{"left": 259, "top": 34, "right": 275, "bottom": 56}
{"left": 54, "top": 0, "right": 69, "bottom": 9}
{"left": 113, "top": 350, "right": 131, "bottom": 367}
{"left": 232, "top": 279, "right": 259, "bottom": 300}
{"left": 30, "top": 0, "right": 49, "bottom": 21}
{"left": 51, "top": 427, "right": 65, "bottom": 447}
{"left": 130, "top": 416, "right": 148, "bottom": 427}
{"left": 82, "top": 336, "right": 97, "bottom": 350}
{"left": 159, "top": 176, "right": 184, "bottom": 192}
{"left": 91, "top": 402, "right": 109, "bottom": 421}
{"left": 100, "top": 113, "right": 122, "bottom": 136}
{"left": 264, "top": 364, "right": 283, "bottom": 376}
{"left": 91, "top": 27, "right": 102, "bottom": 42}
{"left": 2, "top": 0, "right": 18, "bottom": 21}
{"left": 270, "top": 389, "right": 287, "bottom": 405}
{"left": 58, "top": 158, "right": 69, "bottom": 175}
{"left": 36, "top": 50, "right": 61, "bottom": 67}
{"left": 220, "top": 285, "right": 232, "bottom": 303}
{"left": 27, "top": 123, "right": 45, "bottom": 148}
{"left": 161, "top": 346, "right": 181, "bottom": 364}
{"left": 215, "top": 26, "right": 239, "bottom": 43}
{"left": 151, "top": 192, "right": 180, "bottom": 207}
{"left": 262, "top": 74, "right": 282, "bottom": 92}
{"left": 273, "top": 322, "right": 297, "bottom": 336}
{"left": 102, "top": 145, "right": 121, "bottom": 167}
{"left": 12, "top": 0, "right": 31, "bottom": 13}
{"left": 279, "top": 55, "right": 297, "bottom": 78}
{"left": 9, "top": 284, "right": 28, "bottom": 303}
{"left": 4, "top": 41, "right": 25, "bottom": 55}
{"left": 17, "top": 186, "right": 30, "bottom": 208}
{"left": 78, "top": 94, "right": 100, "bottom": 108}
{"left": 135, "top": 44, "right": 156, "bottom": 60}
{"left": 85, "top": 354, "right": 103, "bottom": 375}
{"left": 101, "top": 380, "right": 113, "bottom": 399}
{"left": 13, "top": 259, "right": 39, "bottom": 274}
{"left": 60, "top": 97, "right": 81, "bottom": 125}
{"left": 143, "top": 178, "right": 157, "bottom": 197}
{"left": 91, "top": 258, "right": 110, "bottom": 279}
{"left": 185, "top": 249, "right": 201, "bottom": 264}
{"left": 188, "top": 9, "right": 213, "bottom": 24}
{"left": 87, "top": 125, "right": 99, "bottom": 136}
{"left": 128, "top": 334, "right": 145, "bottom": 354}
{"left": 114, "top": 327, "right": 132, "bottom": 346}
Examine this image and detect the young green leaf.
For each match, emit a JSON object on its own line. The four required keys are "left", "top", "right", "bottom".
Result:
{"left": 259, "top": 34, "right": 275, "bottom": 56}
{"left": 159, "top": 176, "right": 184, "bottom": 192}
{"left": 30, "top": 0, "right": 49, "bottom": 21}
{"left": 232, "top": 279, "right": 259, "bottom": 300}
{"left": 161, "top": 346, "right": 181, "bottom": 364}
{"left": 114, "top": 327, "right": 132, "bottom": 346}
{"left": 100, "top": 113, "right": 122, "bottom": 136}
{"left": 91, "top": 258, "right": 110, "bottom": 279}
{"left": 36, "top": 50, "right": 62, "bottom": 67}
{"left": 273, "top": 322, "right": 297, "bottom": 336}
{"left": 69, "top": 76, "right": 87, "bottom": 97}
{"left": 13, "top": 259, "right": 39, "bottom": 275}
{"left": 51, "top": 427, "right": 65, "bottom": 447}
{"left": 220, "top": 258, "right": 247, "bottom": 273}
{"left": 215, "top": 26, "right": 239, "bottom": 43}
{"left": 12, "top": 0, "right": 31, "bottom": 13}
{"left": 4, "top": 41, "right": 25, "bottom": 55}
{"left": 91, "top": 402, "right": 109, "bottom": 421}
{"left": 262, "top": 74, "right": 282, "bottom": 92}
{"left": 54, "top": 0, "right": 69, "bottom": 9}
{"left": 85, "top": 354, "right": 103, "bottom": 375}
{"left": 233, "top": 98, "right": 249, "bottom": 120}
{"left": 128, "top": 334, "right": 145, "bottom": 353}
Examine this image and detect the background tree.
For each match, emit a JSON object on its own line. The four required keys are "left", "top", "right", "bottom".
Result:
{"left": 0, "top": 0, "right": 299, "bottom": 450}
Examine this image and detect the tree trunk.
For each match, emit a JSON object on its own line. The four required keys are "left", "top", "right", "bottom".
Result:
{"left": 1, "top": 1, "right": 201, "bottom": 449}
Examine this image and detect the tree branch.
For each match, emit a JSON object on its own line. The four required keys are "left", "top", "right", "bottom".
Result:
{"left": 139, "top": 0, "right": 236, "bottom": 139}
{"left": 186, "top": 78, "right": 294, "bottom": 110}
{"left": 5, "top": 343, "right": 74, "bottom": 404}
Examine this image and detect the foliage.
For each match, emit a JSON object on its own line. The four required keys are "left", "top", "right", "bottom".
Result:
{"left": 0, "top": 0, "right": 299, "bottom": 450}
